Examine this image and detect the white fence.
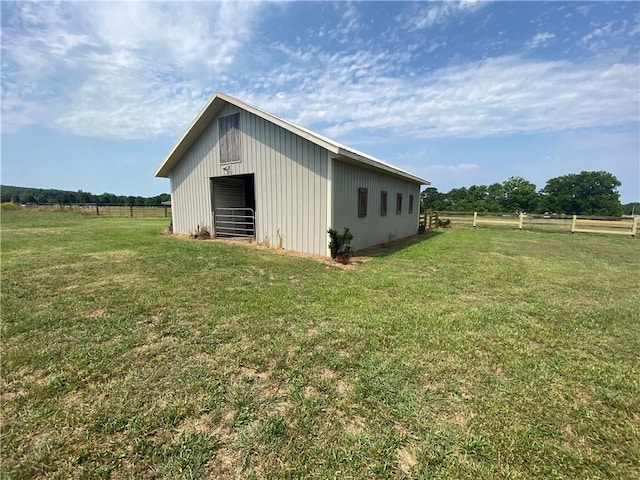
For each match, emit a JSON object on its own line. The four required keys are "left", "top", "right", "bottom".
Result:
{"left": 434, "top": 212, "right": 638, "bottom": 238}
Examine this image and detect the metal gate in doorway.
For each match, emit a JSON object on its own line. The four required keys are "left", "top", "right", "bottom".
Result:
{"left": 213, "top": 208, "right": 255, "bottom": 239}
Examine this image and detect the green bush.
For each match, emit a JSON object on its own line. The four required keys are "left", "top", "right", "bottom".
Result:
{"left": 0, "top": 202, "right": 19, "bottom": 211}
{"left": 327, "top": 227, "right": 353, "bottom": 260}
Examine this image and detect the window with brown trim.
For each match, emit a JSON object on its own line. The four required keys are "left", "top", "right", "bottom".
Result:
{"left": 380, "top": 190, "right": 388, "bottom": 216}
{"left": 396, "top": 193, "right": 402, "bottom": 214}
{"left": 409, "top": 194, "right": 414, "bottom": 214}
{"left": 358, "top": 188, "right": 368, "bottom": 218}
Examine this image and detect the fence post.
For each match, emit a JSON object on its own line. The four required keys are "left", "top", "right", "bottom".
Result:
{"left": 473, "top": 212, "right": 477, "bottom": 228}
{"left": 571, "top": 214, "right": 577, "bottom": 233}
{"left": 518, "top": 212, "right": 524, "bottom": 230}
{"left": 96, "top": 204, "right": 100, "bottom": 216}
{"left": 632, "top": 216, "right": 638, "bottom": 238}
{"left": 130, "top": 206, "right": 134, "bottom": 217}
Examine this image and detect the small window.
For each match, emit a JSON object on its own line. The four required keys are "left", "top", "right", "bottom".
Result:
{"left": 380, "top": 190, "right": 388, "bottom": 216}
{"left": 409, "top": 194, "right": 414, "bottom": 214}
{"left": 219, "top": 113, "right": 241, "bottom": 164}
{"left": 396, "top": 193, "right": 402, "bottom": 215}
{"left": 358, "top": 188, "right": 368, "bottom": 218}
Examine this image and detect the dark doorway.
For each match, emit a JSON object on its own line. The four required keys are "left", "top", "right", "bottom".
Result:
{"left": 211, "top": 174, "right": 255, "bottom": 238}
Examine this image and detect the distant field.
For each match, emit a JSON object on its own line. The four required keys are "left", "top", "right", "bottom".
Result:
{"left": 2, "top": 211, "right": 639, "bottom": 479}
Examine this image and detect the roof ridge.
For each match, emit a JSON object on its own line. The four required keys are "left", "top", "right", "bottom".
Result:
{"left": 155, "top": 91, "right": 429, "bottom": 185}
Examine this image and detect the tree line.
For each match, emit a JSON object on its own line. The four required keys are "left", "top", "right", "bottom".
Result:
{"left": 421, "top": 171, "right": 635, "bottom": 217}
{"left": 1, "top": 186, "right": 170, "bottom": 206}
{"left": 2, "top": 170, "right": 637, "bottom": 216}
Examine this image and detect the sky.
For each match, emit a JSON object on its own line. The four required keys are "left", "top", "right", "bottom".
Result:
{"left": 1, "top": 1, "right": 639, "bottom": 203}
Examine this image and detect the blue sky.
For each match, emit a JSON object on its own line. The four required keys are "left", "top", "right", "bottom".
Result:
{"left": 2, "top": 1, "right": 639, "bottom": 202}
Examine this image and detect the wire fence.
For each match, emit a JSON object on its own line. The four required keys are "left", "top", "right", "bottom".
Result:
{"left": 19, "top": 203, "right": 171, "bottom": 218}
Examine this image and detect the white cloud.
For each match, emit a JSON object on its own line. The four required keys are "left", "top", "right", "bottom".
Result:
{"left": 578, "top": 18, "right": 638, "bottom": 54}
{"left": 397, "top": 0, "right": 490, "bottom": 30}
{"left": 576, "top": 5, "right": 591, "bottom": 16}
{"left": 336, "top": 3, "right": 361, "bottom": 34}
{"left": 526, "top": 32, "right": 555, "bottom": 49}
{"left": 237, "top": 52, "right": 639, "bottom": 143}
{"left": 580, "top": 22, "right": 614, "bottom": 49}
{"left": 1, "top": 1, "right": 638, "bottom": 146}
{"left": 1, "top": 1, "right": 262, "bottom": 138}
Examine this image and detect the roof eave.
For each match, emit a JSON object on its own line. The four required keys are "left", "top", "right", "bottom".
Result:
{"left": 218, "top": 93, "right": 341, "bottom": 155}
{"left": 337, "top": 147, "right": 430, "bottom": 185}
{"left": 154, "top": 93, "right": 224, "bottom": 178}
{"left": 154, "top": 92, "right": 342, "bottom": 178}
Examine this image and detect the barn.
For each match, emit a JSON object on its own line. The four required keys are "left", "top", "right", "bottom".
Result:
{"left": 154, "top": 92, "right": 430, "bottom": 256}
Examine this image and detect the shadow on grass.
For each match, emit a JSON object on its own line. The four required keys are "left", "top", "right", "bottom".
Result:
{"left": 354, "top": 230, "right": 445, "bottom": 259}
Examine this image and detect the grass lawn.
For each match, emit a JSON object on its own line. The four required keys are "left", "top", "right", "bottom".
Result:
{"left": 1, "top": 211, "right": 639, "bottom": 479}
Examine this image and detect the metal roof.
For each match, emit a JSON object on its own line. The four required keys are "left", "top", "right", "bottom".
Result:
{"left": 154, "top": 91, "right": 430, "bottom": 185}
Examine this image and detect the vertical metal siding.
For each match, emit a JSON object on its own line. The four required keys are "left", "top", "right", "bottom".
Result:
{"left": 169, "top": 105, "right": 330, "bottom": 255}
{"left": 325, "top": 154, "right": 333, "bottom": 256}
{"left": 332, "top": 160, "right": 421, "bottom": 252}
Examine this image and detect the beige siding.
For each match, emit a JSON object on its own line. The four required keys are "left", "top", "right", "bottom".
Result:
{"left": 332, "top": 160, "right": 421, "bottom": 252}
{"left": 170, "top": 105, "right": 330, "bottom": 255}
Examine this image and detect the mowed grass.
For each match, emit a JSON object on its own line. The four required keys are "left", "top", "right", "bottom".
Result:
{"left": 1, "top": 211, "right": 639, "bottom": 479}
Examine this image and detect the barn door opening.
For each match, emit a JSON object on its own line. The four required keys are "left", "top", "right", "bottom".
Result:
{"left": 211, "top": 174, "right": 255, "bottom": 239}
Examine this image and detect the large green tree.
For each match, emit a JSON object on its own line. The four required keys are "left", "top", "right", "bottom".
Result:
{"left": 486, "top": 183, "right": 505, "bottom": 210}
{"left": 420, "top": 187, "right": 444, "bottom": 212}
{"left": 539, "top": 171, "right": 623, "bottom": 216}
{"left": 501, "top": 176, "right": 538, "bottom": 212}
